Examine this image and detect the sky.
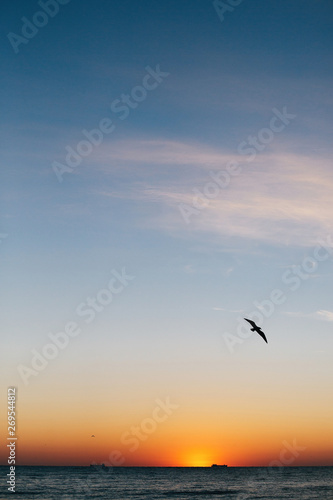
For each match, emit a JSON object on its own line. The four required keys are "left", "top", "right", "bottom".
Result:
{"left": 1, "top": 0, "right": 333, "bottom": 467}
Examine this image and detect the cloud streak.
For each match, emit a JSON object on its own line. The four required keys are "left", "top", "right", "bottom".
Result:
{"left": 284, "top": 310, "right": 333, "bottom": 322}
{"left": 316, "top": 310, "right": 333, "bottom": 322}
{"left": 93, "top": 138, "right": 333, "bottom": 248}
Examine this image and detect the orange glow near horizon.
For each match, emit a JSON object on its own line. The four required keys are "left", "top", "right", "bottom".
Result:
{"left": 1, "top": 436, "right": 333, "bottom": 467}
{"left": 1, "top": 378, "right": 333, "bottom": 467}
{"left": 1, "top": 419, "right": 333, "bottom": 467}
{"left": 180, "top": 450, "right": 215, "bottom": 467}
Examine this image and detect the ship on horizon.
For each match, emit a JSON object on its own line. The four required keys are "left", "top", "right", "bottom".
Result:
{"left": 211, "top": 464, "right": 227, "bottom": 468}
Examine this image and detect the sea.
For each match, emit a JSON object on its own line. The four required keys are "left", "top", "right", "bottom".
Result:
{"left": 0, "top": 466, "right": 332, "bottom": 499}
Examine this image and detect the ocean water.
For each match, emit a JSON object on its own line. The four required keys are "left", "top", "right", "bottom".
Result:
{"left": 0, "top": 466, "right": 332, "bottom": 499}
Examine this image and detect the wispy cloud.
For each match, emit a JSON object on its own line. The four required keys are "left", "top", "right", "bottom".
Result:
{"left": 284, "top": 310, "right": 333, "bottom": 322}
{"left": 212, "top": 307, "right": 244, "bottom": 313}
{"left": 94, "top": 138, "right": 333, "bottom": 248}
{"left": 94, "top": 138, "right": 236, "bottom": 172}
{"left": 316, "top": 310, "right": 333, "bottom": 322}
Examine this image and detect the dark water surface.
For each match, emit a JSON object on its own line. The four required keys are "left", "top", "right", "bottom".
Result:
{"left": 0, "top": 466, "right": 332, "bottom": 499}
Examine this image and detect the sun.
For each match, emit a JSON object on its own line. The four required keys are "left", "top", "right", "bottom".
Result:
{"left": 183, "top": 451, "right": 213, "bottom": 467}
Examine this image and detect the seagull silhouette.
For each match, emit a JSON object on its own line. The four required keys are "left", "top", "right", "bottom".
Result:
{"left": 244, "top": 318, "right": 268, "bottom": 343}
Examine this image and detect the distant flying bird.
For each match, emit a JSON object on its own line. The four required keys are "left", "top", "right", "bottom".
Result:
{"left": 244, "top": 318, "right": 268, "bottom": 344}
{"left": 91, "top": 435, "right": 95, "bottom": 438}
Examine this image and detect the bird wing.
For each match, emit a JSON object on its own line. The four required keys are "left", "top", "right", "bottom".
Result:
{"left": 257, "top": 330, "right": 268, "bottom": 344}
{"left": 244, "top": 318, "right": 256, "bottom": 328}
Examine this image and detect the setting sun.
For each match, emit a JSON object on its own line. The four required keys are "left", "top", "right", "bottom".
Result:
{"left": 182, "top": 451, "right": 215, "bottom": 468}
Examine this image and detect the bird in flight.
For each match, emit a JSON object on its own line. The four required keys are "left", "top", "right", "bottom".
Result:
{"left": 91, "top": 435, "right": 95, "bottom": 438}
{"left": 244, "top": 318, "right": 268, "bottom": 344}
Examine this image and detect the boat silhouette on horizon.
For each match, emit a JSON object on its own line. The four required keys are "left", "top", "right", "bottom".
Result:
{"left": 211, "top": 464, "right": 227, "bottom": 468}
{"left": 89, "top": 463, "right": 109, "bottom": 470}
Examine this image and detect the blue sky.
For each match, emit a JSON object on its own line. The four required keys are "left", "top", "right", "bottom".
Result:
{"left": 1, "top": 0, "right": 333, "bottom": 466}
